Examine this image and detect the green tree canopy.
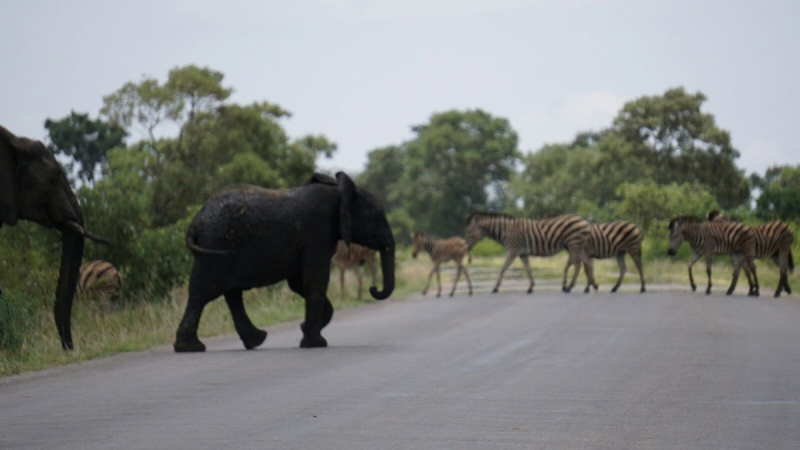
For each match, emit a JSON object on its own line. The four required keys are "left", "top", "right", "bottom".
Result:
{"left": 398, "top": 109, "right": 519, "bottom": 237}
{"left": 44, "top": 112, "right": 127, "bottom": 183}
{"left": 751, "top": 165, "right": 800, "bottom": 220}
{"left": 611, "top": 87, "right": 750, "bottom": 208}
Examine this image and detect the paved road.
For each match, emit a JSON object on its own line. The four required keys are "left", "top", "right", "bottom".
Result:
{"left": 2, "top": 288, "right": 800, "bottom": 449}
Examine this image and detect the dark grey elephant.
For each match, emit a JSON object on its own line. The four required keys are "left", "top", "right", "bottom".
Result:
{"left": 0, "top": 125, "right": 107, "bottom": 349}
{"left": 174, "top": 172, "right": 395, "bottom": 352}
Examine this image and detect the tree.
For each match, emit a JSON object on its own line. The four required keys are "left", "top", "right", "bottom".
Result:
{"left": 44, "top": 112, "right": 127, "bottom": 183}
{"left": 398, "top": 109, "right": 520, "bottom": 237}
{"left": 612, "top": 87, "right": 750, "bottom": 208}
{"left": 751, "top": 165, "right": 800, "bottom": 220}
{"left": 357, "top": 145, "right": 407, "bottom": 211}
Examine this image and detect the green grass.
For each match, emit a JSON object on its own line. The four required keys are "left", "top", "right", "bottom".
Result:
{"left": 1, "top": 252, "right": 797, "bottom": 377}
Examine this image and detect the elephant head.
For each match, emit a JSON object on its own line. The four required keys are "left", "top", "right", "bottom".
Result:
{"left": 336, "top": 172, "right": 394, "bottom": 300}
{"left": 0, "top": 125, "right": 107, "bottom": 349}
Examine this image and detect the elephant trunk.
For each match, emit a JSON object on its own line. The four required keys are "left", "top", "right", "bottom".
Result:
{"left": 54, "top": 229, "right": 85, "bottom": 350}
{"left": 370, "top": 243, "right": 395, "bottom": 300}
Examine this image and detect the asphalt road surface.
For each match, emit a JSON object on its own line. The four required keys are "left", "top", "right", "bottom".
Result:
{"left": 2, "top": 287, "right": 799, "bottom": 449}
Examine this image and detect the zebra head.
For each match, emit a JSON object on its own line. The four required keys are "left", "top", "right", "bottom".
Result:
{"left": 411, "top": 232, "right": 423, "bottom": 258}
{"left": 667, "top": 216, "right": 701, "bottom": 256}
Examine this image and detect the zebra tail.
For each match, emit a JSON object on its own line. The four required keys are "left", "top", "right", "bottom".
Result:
{"left": 468, "top": 251, "right": 472, "bottom": 264}
{"left": 185, "top": 226, "right": 232, "bottom": 255}
{"left": 790, "top": 250, "right": 795, "bottom": 273}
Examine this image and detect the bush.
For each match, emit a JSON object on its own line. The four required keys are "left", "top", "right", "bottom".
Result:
{"left": 470, "top": 239, "right": 504, "bottom": 257}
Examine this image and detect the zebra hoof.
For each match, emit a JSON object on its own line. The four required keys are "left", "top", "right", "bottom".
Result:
{"left": 640, "top": 287, "right": 646, "bottom": 293}
{"left": 468, "top": 291, "right": 473, "bottom": 296}
{"left": 691, "top": 284, "right": 697, "bottom": 292}
{"left": 584, "top": 287, "right": 590, "bottom": 294}
{"left": 527, "top": 288, "right": 533, "bottom": 294}
{"left": 611, "top": 286, "right": 619, "bottom": 293}
{"left": 492, "top": 288, "right": 499, "bottom": 294}
{"left": 436, "top": 293, "right": 441, "bottom": 298}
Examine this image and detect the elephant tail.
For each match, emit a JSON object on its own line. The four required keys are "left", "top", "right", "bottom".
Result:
{"left": 185, "top": 226, "right": 232, "bottom": 255}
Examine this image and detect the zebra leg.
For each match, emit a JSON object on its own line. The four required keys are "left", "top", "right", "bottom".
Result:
{"left": 339, "top": 267, "right": 346, "bottom": 299}
{"left": 776, "top": 250, "right": 788, "bottom": 297}
{"left": 631, "top": 248, "right": 646, "bottom": 293}
{"left": 749, "top": 259, "right": 760, "bottom": 297}
{"left": 224, "top": 289, "right": 267, "bottom": 350}
{"left": 565, "top": 248, "right": 583, "bottom": 293}
{"left": 583, "top": 256, "right": 595, "bottom": 293}
{"left": 520, "top": 255, "right": 534, "bottom": 294}
{"left": 705, "top": 251, "right": 714, "bottom": 295}
{"left": 612, "top": 254, "right": 627, "bottom": 293}
{"left": 463, "top": 263, "right": 473, "bottom": 296}
{"left": 355, "top": 265, "right": 363, "bottom": 301}
{"left": 423, "top": 265, "right": 437, "bottom": 296}
{"left": 726, "top": 254, "right": 742, "bottom": 296}
{"left": 435, "top": 264, "right": 443, "bottom": 298}
{"left": 741, "top": 259, "right": 755, "bottom": 295}
{"left": 687, "top": 251, "right": 700, "bottom": 292}
{"left": 450, "top": 263, "right": 462, "bottom": 297}
{"left": 493, "top": 252, "right": 517, "bottom": 293}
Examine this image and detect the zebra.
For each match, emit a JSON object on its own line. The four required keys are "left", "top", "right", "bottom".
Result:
{"left": 411, "top": 232, "right": 473, "bottom": 297}
{"left": 331, "top": 240, "right": 377, "bottom": 300}
{"left": 707, "top": 210, "right": 794, "bottom": 297}
{"left": 582, "top": 220, "right": 646, "bottom": 293}
{"left": 667, "top": 215, "right": 759, "bottom": 296}
{"left": 464, "top": 212, "right": 592, "bottom": 294}
{"left": 78, "top": 260, "right": 123, "bottom": 308}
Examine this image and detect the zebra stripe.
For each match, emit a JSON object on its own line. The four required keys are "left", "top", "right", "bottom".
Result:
{"left": 78, "top": 260, "right": 123, "bottom": 307}
{"left": 707, "top": 210, "right": 794, "bottom": 297}
{"left": 583, "top": 221, "right": 645, "bottom": 293}
{"left": 464, "top": 212, "right": 591, "bottom": 293}
{"left": 411, "top": 232, "right": 473, "bottom": 297}
{"left": 331, "top": 241, "right": 377, "bottom": 300}
{"left": 667, "top": 215, "right": 759, "bottom": 296}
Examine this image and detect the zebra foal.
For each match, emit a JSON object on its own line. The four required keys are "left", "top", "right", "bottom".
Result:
{"left": 582, "top": 221, "right": 646, "bottom": 293}
{"left": 78, "top": 260, "right": 123, "bottom": 308}
{"left": 464, "top": 212, "right": 592, "bottom": 294}
{"left": 331, "top": 240, "right": 377, "bottom": 300}
{"left": 667, "top": 215, "right": 759, "bottom": 296}
{"left": 411, "top": 232, "right": 473, "bottom": 297}
{"left": 707, "top": 210, "right": 794, "bottom": 297}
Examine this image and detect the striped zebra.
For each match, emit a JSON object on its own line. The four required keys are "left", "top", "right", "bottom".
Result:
{"left": 582, "top": 221, "right": 646, "bottom": 293}
{"left": 78, "top": 260, "right": 123, "bottom": 308}
{"left": 464, "top": 212, "right": 592, "bottom": 294}
{"left": 707, "top": 210, "right": 795, "bottom": 297}
{"left": 667, "top": 216, "right": 759, "bottom": 296}
{"left": 411, "top": 232, "right": 473, "bottom": 297}
{"left": 331, "top": 240, "right": 377, "bottom": 300}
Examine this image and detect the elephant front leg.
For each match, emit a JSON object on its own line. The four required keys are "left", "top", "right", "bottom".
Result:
{"left": 224, "top": 289, "right": 267, "bottom": 350}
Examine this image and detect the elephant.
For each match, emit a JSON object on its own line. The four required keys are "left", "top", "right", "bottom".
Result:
{"left": 0, "top": 125, "right": 108, "bottom": 349}
{"left": 173, "top": 172, "right": 395, "bottom": 352}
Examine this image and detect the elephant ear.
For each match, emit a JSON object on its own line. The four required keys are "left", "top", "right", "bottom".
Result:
{"left": 336, "top": 172, "right": 356, "bottom": 246}
{"left": 0, "top": 127, "right": 19, "bottom": 226}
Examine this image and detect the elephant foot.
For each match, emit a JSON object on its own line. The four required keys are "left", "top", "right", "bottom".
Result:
{"left": 174, "top": 340, "right": 207, "bottom": 353}
{"left": 749, "top": 290, "right": 760, "bottom": 297}
{"left": 300, "top": 335, "right": 328, "bottom": 348}
{"left": 241, "top": 329, "right": 267, "bottom": 350}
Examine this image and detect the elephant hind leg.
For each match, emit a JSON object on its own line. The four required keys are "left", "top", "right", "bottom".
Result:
{"left": 225, "top": 289, "right": 267, "bottom": 350}
{"left": 174, "top": 264, "right": 225, "bottom": 352}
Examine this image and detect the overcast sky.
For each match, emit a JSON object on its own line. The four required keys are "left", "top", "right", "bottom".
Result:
{"left": 2, "top": 0, "right": 798, "bottom": 177}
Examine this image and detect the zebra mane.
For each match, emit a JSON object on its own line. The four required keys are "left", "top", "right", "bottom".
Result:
{"left": 412, "top": 231, "right": 440, "bottom": 241}
{"left": 466, "top": 211, "right": 516, "bottom": 224}
{"left": 706, "top": 210, "right": 737, "bottom": 222}
{"left": 668, "top": 215, "right": 703, "bottom": 230}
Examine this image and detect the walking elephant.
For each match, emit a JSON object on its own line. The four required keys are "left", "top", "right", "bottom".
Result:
{"left": 0, "top": 125, "right": 107, "bottom": 349}
{"left": 174, "top": 172, "right": 395, "bottom": 352}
